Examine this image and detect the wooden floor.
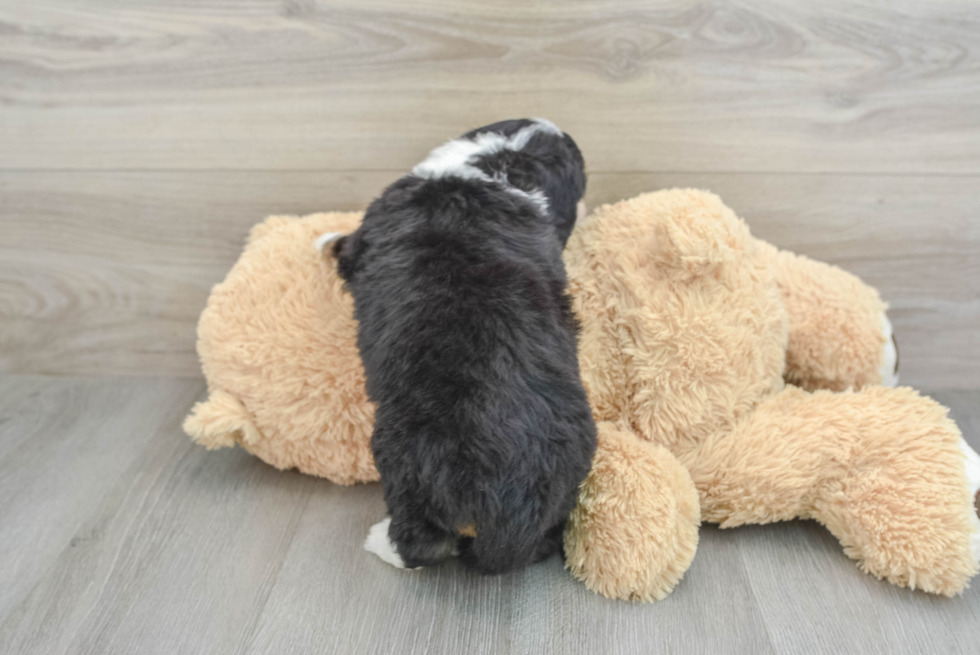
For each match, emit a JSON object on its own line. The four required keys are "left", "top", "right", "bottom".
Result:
{"left": 2, "top": 1, "right": 980, "bottom": 653}
{"left": 0, "top": 375, "right": 977, "bottom": 655}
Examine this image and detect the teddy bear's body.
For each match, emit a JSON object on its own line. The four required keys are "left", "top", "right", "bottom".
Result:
{"left": 185, "top": 189, "right": 980, "bottom": 602}
{"left": 563, "top": 190, "right": 979, "bottom": 600}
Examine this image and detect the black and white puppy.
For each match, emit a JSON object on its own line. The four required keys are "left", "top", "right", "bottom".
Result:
{"left": 324, "top": 119, "right": 596, "bottom": 575}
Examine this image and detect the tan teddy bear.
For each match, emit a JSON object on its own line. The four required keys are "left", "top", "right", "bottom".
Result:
{"left": 184, "top": 189, "right": 980, "bottom": 601}
{"left": 561, "top": 189, "right": 979, "bottom": 600}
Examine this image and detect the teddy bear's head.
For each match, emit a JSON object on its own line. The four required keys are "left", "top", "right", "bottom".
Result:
{"left": 186, "top": 211, "right": 379, "bottom": 484}
{"left": 565, "top": 189, "right": 789, "bottom": 457}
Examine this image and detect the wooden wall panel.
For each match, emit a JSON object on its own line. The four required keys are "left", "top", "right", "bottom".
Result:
{"left": 2, "top": 171, "right": 976, "bottom": 387}
{"left": 1, "top": 1, "right": 979, "bottom": 173}
{"left": 0, "top": 0, "right": 977, "bottom": 383}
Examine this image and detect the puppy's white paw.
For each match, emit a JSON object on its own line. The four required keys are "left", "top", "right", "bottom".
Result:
{"left": 878, "top": 313, "right": 899, "bottom": 387}
{"left": 364, "top": 518, "right": 404, "bottom": 568}
{"left": 364, "top": 518, "right": 419, "bottom": 570}
{"left": 959, "top": 438, "right": 980, "bottom": 564}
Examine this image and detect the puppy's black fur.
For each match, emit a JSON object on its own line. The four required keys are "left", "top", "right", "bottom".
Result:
{"left": 334, "top": 119, "right": 596, "bottom": 574}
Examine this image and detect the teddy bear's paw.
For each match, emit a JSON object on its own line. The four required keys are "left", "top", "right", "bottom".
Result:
{"left": 960, "top": 438, "right": 980, "bottom": 564}
{"left": 563, "top": 423, "right": 700, "bottom": 602}
{"left": 878, "top": 312, "right": 899, "bottom": 387}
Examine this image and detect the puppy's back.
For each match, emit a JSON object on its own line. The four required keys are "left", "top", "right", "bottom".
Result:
{"left": 336, "top": 121, "right": 596, "bottom": 574}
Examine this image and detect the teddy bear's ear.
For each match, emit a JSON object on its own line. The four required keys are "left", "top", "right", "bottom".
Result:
{"left": 644, "top": 190, "right": 749, "bottom": 281}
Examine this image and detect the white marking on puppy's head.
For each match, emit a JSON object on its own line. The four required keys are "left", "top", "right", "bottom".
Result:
{"left": 411, "top": 137, "right": 497, "bottom": 182}
{"left": 412, "top": 120, "right": 563, "bottom": 180}
{"left": 510, "top": 117, "right": 563, "bottom": 149}
{"left": 313, "top": 232, "right": 344, "bottom": 252}
{"left": 411, "top": 119, "right": 565, "bottom": 215}
{"left": 530, "top": 117, "right": 563, "bottom": 134}
{"left": 504, "top": 185, "right": 550, "bottom": 214}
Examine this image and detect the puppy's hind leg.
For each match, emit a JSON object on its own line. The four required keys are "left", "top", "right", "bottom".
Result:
{"left": 365, "top": 513, "right": 457, "bottom": 570}
{"left": 364, "top": 518, "right": 413, "bottom": 569}
{"left": 532, "top": 520, "right": 567, "bottom": 564}
{"left": 458, "top": 520, "right": 542, "bottom": 575}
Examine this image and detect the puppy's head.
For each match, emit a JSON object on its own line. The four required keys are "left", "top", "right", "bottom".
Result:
{"left": 469, "top": 119, "right": 586, "bottom": 244}
{"left": 415, "top": 118, "right": 587, "bottom": 246}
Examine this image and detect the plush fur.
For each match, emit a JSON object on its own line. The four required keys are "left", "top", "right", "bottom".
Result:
{"left": 565, "top": 189, "right": 978, "bottom": 599}
{"left": 329, "top": 120, "right": 597, "bottom": 574}
{"left": 185, "top": 188, "right": 979, "bottom": 601}
{"left": 183, "top": 211, "right": 377, "bottom": 485}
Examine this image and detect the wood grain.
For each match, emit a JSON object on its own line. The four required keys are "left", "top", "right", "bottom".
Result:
{"left": 0, "top": 170, "right": 398, "bottom": 376}
{"left": 0, "top": 375, "right": 315, "bottom": 655}
{"left": 0, "top": 376, "right": 977, "bottom": 654}
{"left": 1, "top": 1, "right": 979, "bottom": 173}
{"left": 3, "top": 170, "right": 976, "bottom": 387}
{"left": 0, "top": 376, "right": 204, "bottom": 624}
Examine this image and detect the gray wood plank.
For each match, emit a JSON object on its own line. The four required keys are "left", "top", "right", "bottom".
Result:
{"left": 506, "top": 525, "right": 775, "bottom": 655}
{"left": 734, "top": 388, "right": 980, "bottom": 655}
{"left": 734, "top": 519, "right": 979, "bottom": 655}
{"left": 3, "top": 171, "right": 976, "bottom": 387}
{"left": 1, "top": 1, "right": 979, "bottom": 173}
{"left": 0, "top": 376, "right": 318, "bottom": 655}
{"left": 239, "top": 482, "right": 515, "bottom": 655}
{"left": 0, "top": 170, "right": 398, "bottom": 377}
{"left": 935, "top": 390, "right": 980, "bottom": 442}
{"left": 4, "top": 376, "right": 975, "bottom": 654}
{"left": 0, "top": 376, "right": 203, "bottom": 623}
{"left": 241, "top": 483, "right": 774, "bottom": 655}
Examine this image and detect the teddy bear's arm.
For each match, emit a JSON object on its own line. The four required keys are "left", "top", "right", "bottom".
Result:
{"left": 564, "top": 423, "right": 701, "bottom": 602}
{"left": 683, "top": 385, "right": 980, "bottom": 596}
{"left": 754, "top": 239, "right": 895, "bottom": 391}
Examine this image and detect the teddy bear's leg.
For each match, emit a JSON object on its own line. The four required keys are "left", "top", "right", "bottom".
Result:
{"left": 756, "top": 240, "right": 897, "bottom": 391}
{"left": 183, "top": 389, "right": 261, "bottom": 449}
{"left": 684, "top": 385, "right": 979, "bottom": 595}
{"left": 564, "top": 422, "right": 701, "bottom": 601}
